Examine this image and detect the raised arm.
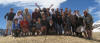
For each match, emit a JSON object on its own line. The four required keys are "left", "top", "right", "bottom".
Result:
{"left": 49, "top": 4, "right": 54, "bottom": 9}
{"left": 35, "top": 3, "right": 41, "bottom": 10}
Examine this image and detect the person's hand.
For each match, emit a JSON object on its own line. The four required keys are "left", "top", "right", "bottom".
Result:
{"left": 35, "top": 3, "right": 40, "bottom": 9}
{"left": 51, "top": 4, "right": 53, "bottom": 7}
{"left": 35, "top": 3, "right": 38, "bottom": 6}
{"left": 49, "top": 4, "right": 54, "bottom": 8}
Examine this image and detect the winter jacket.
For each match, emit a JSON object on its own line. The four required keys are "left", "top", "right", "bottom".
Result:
{"left": 5, "top": 12, "right": 16, "bottom": 21}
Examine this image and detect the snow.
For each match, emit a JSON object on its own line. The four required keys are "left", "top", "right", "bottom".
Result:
{"left": 93, "top": 20, "right": 100, "bottom": 32}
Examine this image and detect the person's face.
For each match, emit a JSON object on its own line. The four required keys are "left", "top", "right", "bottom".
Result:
{"left": 18, "top": 11, "right": 21, "bottom": 16}
{"left": 68, "top": 9, "right": 71, "bottom": 14}
{"left": 20, "top": 10, "right": 23, "bottom": 14}
{"left": 47, "top": 8, "right": 50, "bottom": 12}
{"left": 76, "top": 10, "right": 79, "bottom": 14}
{"left": 57, "top": 16, "right": 60, "bottom": 18}
{"left": 33, "top": 19, "right": 36, "bottom": 22}
{"left": 42, "top": 15, "right": 45, "bottom": 18}
{"left": 56, "top": 8, "right": 59, "bottom": 11}
{"left": 42, "top": 15, "right": 46, "bottom": 20}
{"left": 18, "top": 13, "right": 20, "bottom": 16}
{"left": 15, "top": 20, "right": 18, "bottom": 24}
{"left": 35, "top": 8, "right": 38, "bottom": 12}
{"left": 38, "top": 18, "right": 41, "bottom": 23}
{"left": 84, "top": 12, "right": 87, "bottom": 16}
{"left": 47, "top": 12, "right": 50, "bottom": 16}
{"left": 27, "top": 15, "right": 31, "bottom": 19}
{"left": 65, "top": 8, "right": 68, "bottom": 11}
{"left": 61, "top": 12, "right": 64, "bottom": 15}
{"left": 74, "top": 10, "right": 77, "bottom": 14}
{"left": 51, "top": 9, "right": 54, "bottom": 12}
{"left": 50, "top": 20, "right": 53, "bottom": 23}
{"left": 24, "top": 18, "right": 26, "bottom": 21}
{"left": 60, "top": 8, "right": 63, "bottom": 11}
{"left": 10, "top": 10, "right": 13, "bottom": 13}
{"left": 25, "top": 9, "right": 28, "bottom": 12}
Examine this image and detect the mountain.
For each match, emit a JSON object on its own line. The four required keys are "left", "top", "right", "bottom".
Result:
{"left": 93, "top": 20, "right": 100, "bottom": 32}
{"left": 0, "top": 29, "right": 6, "bottom": 36}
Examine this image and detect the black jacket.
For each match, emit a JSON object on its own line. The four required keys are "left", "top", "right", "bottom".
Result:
{"left": 5, "top": 12, "right": 16, "bottom": 21}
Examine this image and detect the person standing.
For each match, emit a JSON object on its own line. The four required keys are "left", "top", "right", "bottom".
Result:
{"left": 83, "top": 10, "right": 93, "bottom": 40}
{"left": 51, "top": 8, "right": 58, "bottom": 34}
{"left": 68, "top": 9, "right": 77, "bottom": 36}
{"left": 64, "top": 8, "right": 68, "bottom": 16}
{"left": 64, "top": 13, "right": 72, "bottom": 35}
{"left": 41, "top": 14, "right": 49, "bottom": 35}
{"left": 73, "top": 10, "right": 81, "bottom": 36}
{"left": 56, "top": 15, "right": 63, "bottom": 35}
{"left": 23, "top": 8, "right": 32, "bottom": 34}
{"left": 23, "top": 8, "right": 31, "bottom": 21}
{"left": 4, "top": 8, "right": 16, "bottom": 36}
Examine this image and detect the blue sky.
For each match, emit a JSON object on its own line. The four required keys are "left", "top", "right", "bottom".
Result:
{"left": 0, "top": 0, "right": 100, "bottom": 29}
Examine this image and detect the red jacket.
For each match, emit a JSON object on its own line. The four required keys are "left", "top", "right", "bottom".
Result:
{"left": 20, "top": 20, "right": 29, "bottom": 32}
{"left": 20, "top": 20, "right": 29, "bottom": 28}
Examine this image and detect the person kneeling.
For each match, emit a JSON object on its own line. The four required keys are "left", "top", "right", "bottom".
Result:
{"left": 12, "top": 19, "right": 21, "bottom": 37}
{"left": 20, "top": 17, "right": 29, "bottom": 36}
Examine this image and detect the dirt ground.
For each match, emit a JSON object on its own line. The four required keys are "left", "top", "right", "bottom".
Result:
{"left": 0, "top": 32, "right": 100, "bottom": 43}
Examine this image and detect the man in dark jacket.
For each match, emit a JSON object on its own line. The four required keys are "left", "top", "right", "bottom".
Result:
{"left": 56, "top": 15, "right": 63, "bottom": 35}
{"left": 73, "top": 10, "right": 82, "bottom": 37}
{"left": 32, "top": 8, "right": 41, "bottom": 20}
{"left": 68, "top": 9, "right": 77, "bottom": 36}
{"left": 4, "top": 8, "right": 16, "bottom": 36}
{"left": 41, "top": 14, "right": 49, "bottom": 35}
{"left": 51, "top": 8, "right": 58, "bottom": 34}
{"left": 64, "top": 14, "right": 72, "bottom": 35}
{"left": 83, "top": 10, "right": 93, "bottom": 40}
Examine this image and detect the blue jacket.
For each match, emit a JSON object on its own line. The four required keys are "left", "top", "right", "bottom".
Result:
{"left": 12, "top": 23, "right": 20, "bottom": 30}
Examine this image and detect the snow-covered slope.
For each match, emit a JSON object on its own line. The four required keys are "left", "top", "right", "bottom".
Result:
{"left": 93, "top": 20, "right": 100, "bottom": 32}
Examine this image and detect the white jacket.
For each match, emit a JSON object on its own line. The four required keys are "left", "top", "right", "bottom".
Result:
{"left": 14, "top": 14, "right": 23, "bottom": 23}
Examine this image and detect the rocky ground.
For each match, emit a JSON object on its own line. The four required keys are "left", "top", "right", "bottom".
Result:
{"left": 0, "top": 32, "right": 100, "bottom": 43}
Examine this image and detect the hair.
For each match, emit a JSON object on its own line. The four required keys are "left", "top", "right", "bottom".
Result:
{"left": 60, "top": 8, "right": 63, "bottom": 10}
{"left": 14, "top": 19, "right": 18, "bottom": 23}
{"left": 51, "top": 8, "right": 54, "bottom": 11}
{"left": 16, "top": 10, "right": 22, "bottom": 16}
{"left": 83, "top": 10, "right": 87, "bottom": 13}
{"left": 14, "top": 19, "right": 18, "bottom": 21}
{"left": 10, "top": 8, "right": 13, "bottom": 10}
{"left": 25, "top": 8, "right": 28, "bottom": 10}
{"left": 43, "top": 8, "right": 47, "bottom": 12}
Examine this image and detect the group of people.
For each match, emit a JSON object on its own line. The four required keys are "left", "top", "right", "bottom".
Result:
{"left": 4, "top": 4, "right": 93, "bottom": 40}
